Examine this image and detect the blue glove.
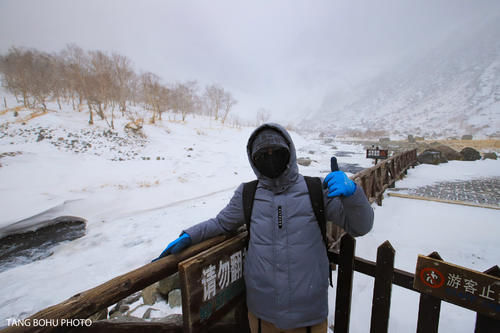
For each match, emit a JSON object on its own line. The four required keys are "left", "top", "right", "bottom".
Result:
{"left": 323, "top": 171, "right": 356, "bottom": 197}
{"left": 152, "top": 232, "right": 192, "bottom": 262}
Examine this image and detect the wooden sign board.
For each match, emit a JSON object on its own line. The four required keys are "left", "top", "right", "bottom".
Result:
{"left": 414, "top": 255, "right": 500, "bottom": 319}
{"left": 179, "top": 232, "right": 247, "bottom": 333}
{"left": 366, "top": 149, "right": 388, "bottom": 159}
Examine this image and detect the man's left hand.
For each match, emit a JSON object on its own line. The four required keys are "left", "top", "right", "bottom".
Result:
{"left": 323, "top": 171, "right": 356, "bottom": 197}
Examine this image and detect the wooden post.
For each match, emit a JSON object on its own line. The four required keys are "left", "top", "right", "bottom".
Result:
{"left": 416, "top": 252, "right": 443, "bottom": 333}
{"left": 334, "top": 234, "right": 356, "bottom": 333}
{"left": 1, "top": 234, "right": 233, "bottom": 333}
{"left": 370, "top": 241, "right": 395, "bottom": 333}
{"left": 475, "top": 266, "right": 500, "bottom": 333}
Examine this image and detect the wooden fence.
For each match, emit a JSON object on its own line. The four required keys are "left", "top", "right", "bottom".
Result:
{"left": 3, "top": 234, "right": 498, "bottom": 333}
{"left": 352, "top": 148, "right": 417, "bottom": 205}
{"left": 329, "top": 234, "right": 500, "bottom": 333}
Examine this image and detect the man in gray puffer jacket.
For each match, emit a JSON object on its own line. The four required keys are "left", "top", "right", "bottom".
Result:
{"left": 155, "top": 123, "right": 374, "bottom": 332}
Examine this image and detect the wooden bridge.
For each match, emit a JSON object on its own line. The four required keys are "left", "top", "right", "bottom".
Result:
{"left": 3, "top": 148, "right": 498, "bottom": 332}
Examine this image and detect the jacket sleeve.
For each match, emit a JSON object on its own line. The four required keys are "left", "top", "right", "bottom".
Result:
{"left": 183, "top": 183, "right": 246, "bottom": 244}
{"left": 324, "top": 184, "right": 374, "bottom": 237}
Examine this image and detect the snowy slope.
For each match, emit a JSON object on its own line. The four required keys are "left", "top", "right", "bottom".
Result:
{"left": 0, "top": 103, "right": 499, "bottom": 332}
{"left": 308, "top": 15, "right": 500, "bottom": 139}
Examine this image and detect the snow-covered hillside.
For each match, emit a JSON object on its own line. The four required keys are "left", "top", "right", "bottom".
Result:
{"left": 0, "top": 100, "right": 499, "bottom": 332}
{"left": 308, "top": 15, "right": 500, "bottom": 139}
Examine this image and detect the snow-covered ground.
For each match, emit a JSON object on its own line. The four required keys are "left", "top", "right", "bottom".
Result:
{"left": 0, "top": 104, "right": 499, "bottom": 331}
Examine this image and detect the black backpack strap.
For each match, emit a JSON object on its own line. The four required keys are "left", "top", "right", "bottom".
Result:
{"left": 304, "top": 176, "right": 333, "bottom": 287}
{"left": 304, "top": 176, "right": 327, "bottom": 248}
{"left": 242, "top": 180, "right": 258, "bottom": 249}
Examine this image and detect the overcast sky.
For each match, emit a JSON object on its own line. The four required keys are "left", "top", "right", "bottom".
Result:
{"left": 1, "top": 0, "right": 499, "bottom": 122}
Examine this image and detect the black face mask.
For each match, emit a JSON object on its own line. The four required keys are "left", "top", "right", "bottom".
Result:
{"left": 253, "top": 148, "right": 290, "bottom": 179}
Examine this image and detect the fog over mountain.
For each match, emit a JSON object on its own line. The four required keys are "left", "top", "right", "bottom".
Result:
{"left": 308, "top": 15, "right": 500, "bottom": 139}
{"left": 0, "top": 1, "right": 499, "bottom": 136}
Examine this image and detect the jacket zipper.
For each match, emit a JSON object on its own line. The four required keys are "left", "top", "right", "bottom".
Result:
{"left": 278, "top": 206, "right": 283, "bottom": 229}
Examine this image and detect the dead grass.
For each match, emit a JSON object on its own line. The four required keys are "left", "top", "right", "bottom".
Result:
{"left": 433, "top": 139, "right": 500, "bottom": 151}
{"left": 13, "top": 108, "right": 52, "bottom": 123}
{"left": 0, "top": 105, "right": 25, "bottom": 116}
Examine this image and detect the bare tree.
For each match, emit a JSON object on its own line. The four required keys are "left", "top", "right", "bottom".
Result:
{"left": 51, "top": 54, "right": 68, "bottom": 110}
{"left": 203, "top": 83, "right": 224, "bottom": 120}
{"left": 30, "top": 50, "right": 54, "bottom": 111}
{"left": 221, "top": 91, "right": 237, "bottom": 124}
{"left": 0, "top": 48, "right": 56, "bottom": 111}
{"left": 61, "top": 44, "right": 88, "bottom": 112}
{"left": 1, "top": 47, "right": 32, "bottom": 107}
{"left": 88, "top": 50, "right": 114, "bottom": 123}
{"left": 256, "top": 107, "right": 271, "bottom": 125}
{"left": 111, "top": 53, "right": 134, "bottom": 116}
{"left": 174, "top": 81, "right": 198, "bottom": 121}
{"left": 140, "top": 72, "right": 163, "bottom": 124}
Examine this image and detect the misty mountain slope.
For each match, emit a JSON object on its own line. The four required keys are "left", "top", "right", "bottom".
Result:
{"left": 311, "top": 16, "right": 500, "bottom": 139}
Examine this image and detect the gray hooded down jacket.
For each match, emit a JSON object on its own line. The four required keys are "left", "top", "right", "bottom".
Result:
{"left": 184, "top": 123, "right": 373, "bottom": 329}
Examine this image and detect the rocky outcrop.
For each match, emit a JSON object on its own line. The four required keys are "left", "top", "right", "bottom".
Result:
{"left": 428, "top": 144, "right": 462, "bottom": 161}
{"left": 460, "top": 147, "right": 481, "bottom": 161}
{"left": 483, "top": 152, "right": 498, "bottom": 160}
{"left": 417, "top": 151, "right": 442, "bottom": 165}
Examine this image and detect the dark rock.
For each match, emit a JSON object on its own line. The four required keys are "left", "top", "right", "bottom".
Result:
{"left": 417, "top": 151, "right": 442, "bottom": 165}
{"left": 168, "top": 289, "right": 182, "bottom": 308}
{"left": 334, "top": 151, "right": 355, "bottom": 157}
{"left": 297, "top": 157, "right": 312, "bottom": 166}
{"left": 483, "top": 152, "right": 497, "bottom": 160}
{"left": 338, "top": 163, "right": 365, "bottom": 174}
{"left": 88, "top": 308, "right": 108, "bottom": 321}
{"left": 422, "top": 149, "right": 448, "bottom": 163}
{"left": 158, "top": 273, "right": 181, "bottom": 297}
{"left": 461, "top": 134, "right": 473, "bottom": 140}
{"left": 122, "top": 292, "right": 142, "bottom": 305}
{"left": 118, "top": 304, "right": 130, "bottom": 313}
{"left": 408, "top": 135, "right": 415, "bottom": 143}
{"left": 379, "top": 137, "right": 390, "bottom": 143}
{"left": 428, "top": 145, "right": 462, "bottom": 161}
{"left": 142, "top": 283, "right": 160, "bottom": 305}
{"left": 151, "top": 314, "right": 183, "bottom": 324}
{"left": 460, "top": 147, "right": 481, "bottom": 161}
{"left": 142, "top": 308, "right": 159, "bottom": 319}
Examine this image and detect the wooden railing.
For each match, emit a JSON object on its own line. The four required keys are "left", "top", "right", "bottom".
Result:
{"left": 0, "top": 234, "right": 235, "bottom": 333}
{"left": 352, "top": 149, "right": 417, "bottom": 205}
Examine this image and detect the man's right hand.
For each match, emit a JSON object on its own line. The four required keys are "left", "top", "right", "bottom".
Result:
{"left": 152, "top": 232, "right": 192, "bottom": 262}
